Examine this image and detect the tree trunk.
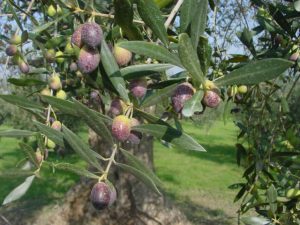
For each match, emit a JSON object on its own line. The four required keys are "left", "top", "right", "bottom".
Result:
{"left": 27, "top": 130, "right": 192, "bottom": 225}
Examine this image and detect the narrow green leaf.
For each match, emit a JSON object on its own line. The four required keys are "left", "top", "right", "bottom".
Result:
{"left": 135, "top": 108, "right": 171, "bottom": 125}
{"left": 116, "top": 162, "right": 161, "bottom": 195}
{"left": 208, "top": 0, "right": 215, "bottom": 11}
{"left": 197, "top": 36, "right": 212, "bottom": 75}
{"left": 182, "top": 91, "right": 203, "bottom": 117}
{"left": 73, "top": 100, "right": 114, "bottom": 145}
{"left": 178, "top": 33, "right": 205, "bottom": 88}
{"left": 121, "top": 64, "right": 174, "bottom": 80}
{"left": 180, "top": 0, "right": 196, "bottom": 33}
{"left": 118, "top": 41, "right": 182, "bottom": 67}
{"left": 120, "top": 148, "right": 163, "bottom": 187}
{"left": 45, "top": 36, "right": 66, "bottom": 49}
{"left": 237, "top": 28, "right": 256, "bottom": 56}
{"left": 281, "top": 97, "right": 289, "bottom": 113}
{"left": 295, "top": 0, "right": 300, "bottom": 12}
{"left": 33, "top": 121, "right": 65, "bottom": 147}
{"left": 34, "top": 121, "right": 107, "bottom": 161}
{"left": 33, "top": 13, "right": 71, "bottom": 33}
{"left": 114, "top": 0, "right": 134, "bottom": 28}
{"left": 190, "top": 0, "right": 208, "bottom": 49}
{"left": 41, "top": 96, "right": 112, "bottom": 124}
{"left": 50, "top": 163, "right": 99, "bottom": 179}
{"left": 7, "top": 2, "right": 23, "bottom": 31}
{"left": 135, "top": 0, "right": 169, "bottom": 45}
{"left": 267, "top": 184, "right": 277, "bottom": 214}
{"left": 8, "top": 78, "right": 47, "bottom": 86}
{"left": 21, "top": 30, "right": 28, "bottom": 43}
{"left": 19, "top": 142, "right": 39, "bottom": 168}
{"left": 101, "top": 40, "right": 129, "bottom": 102}
{"left": 215, "top": 58, "right": 293, "bottom": 86}
{"left": 150, "top": 78, "right": 186, "bottom": 89}
{"left": 269, "top": 4, "right": 293, "bottom": 36}
{"left": 62, "top": 125, "right": 102, "bottom": 171}
{"left": 0, "top": 170, "right": 34, "bottom": 178}
{"left": 133, "top": 124, "right": 206, "bottom": 152}
{"left": 0, "top": 95, "right": 44, "bottom": 111}
{"left": 141, "top": 83, "right": 178, "bottom": 107}
{"left": 3, "top": 175, "right": 35, "bottom": 205}
{"left": 241, "top": 216, "right": 270, "bottom": 225}
{"left": 41, "top": 96, "right": 77, "bottom": 116}
{"left": 114, "top": 0, "right": 143, "bottom": 40}
{"left": 0, "top": 129, "right": 35, "bottom": 137}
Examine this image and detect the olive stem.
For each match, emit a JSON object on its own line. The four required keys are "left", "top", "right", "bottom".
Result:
{"left": 73, "top": 8, "right": 145, "bottom": 25}
{"left": 124, "top": 104, "right": 133, "bottom": 118}
{"left": 99, "top": 144, "right": 118, "bottom": 182}
{"left": 164, "top": 0, "right": 184, "bottom": 29}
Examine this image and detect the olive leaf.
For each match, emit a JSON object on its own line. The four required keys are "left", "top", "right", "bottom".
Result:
{"left": 178, "top": 33, "right": 205, "bottom": 88}
{"left": 101, "top": 40, "right": 129, "bottom": 102}
{"left": 19, "top": 142, "right": 40, "bottom": 168}
{"left": 133, "top": 124, "right": 206, "bottom": 152}
{"left": 8, "top": 78, "right": 47, "bottom": 87}
{"left": 215, "top": 58, "right": 293, "bottom": 86}
{"left": 116, "top": 163, "right": 161, "bottom": 195}
{"left": 121, "top": 64, "right": 174, "bottom": 80}
{"left": 141, "top": 83, "right": 178, "bottom": 107}
{"left": 0, "top": 95, "right": 44, "bottom": 111}
{"left": 73, "top": 100, "right": 114, "bottom": 145}
{"left": 118, "top": 41, "right": 182, "bottom": 67}
{"left": 182, "top": 91, "right": 204, "bottom": 117}
{"left": 3, "top": 175, "right": 35, "bottom": 205}
{"left": 0, "top": 129, "right": 35, "bottom": 137}
{"left": 62, "top": 125, "right": 102, "bottom": 171}
{"left": 33, "top": 121, "right": 65, "bottom": 147}
{"left": 135, "top": 0, "right": 169, "bottom": 45}
{"left": 47, "top": 162, "right": 99, "bottom": 179}
{"left": 241, "top": 216, "right": 270, "bottom": 225}
{"left": 190, "top": 0, "right": 208, "bottom": 49}
{"left": 120, "top": 148, "right": 163, "bottom": 187}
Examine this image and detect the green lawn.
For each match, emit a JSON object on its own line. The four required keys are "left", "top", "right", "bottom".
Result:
{"left": 0, "top": 120, "right": 243, "bottom": 224}
{"left": 154, "top": 120, "right": 243, "bottom": 224}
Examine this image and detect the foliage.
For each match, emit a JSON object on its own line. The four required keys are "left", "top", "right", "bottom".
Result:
{"left": 0, "top": 0, "right": 298, "bottom": 223}
{"left": 226, "top": 1, "right": 300, "bottom": 224}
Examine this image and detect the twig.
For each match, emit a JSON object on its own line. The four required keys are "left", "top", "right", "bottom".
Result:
{"left": 235, "top": 0, "right": 249, "bottom": 29}
{"left": 0, "top": 215, "right": 12, "bottom": 225}
{"left": 90, "top": 11, "right": 144, "bottom": 25}
{"left": 98, "top": 144, "right": 118, "bottom": 181}
{"left": 164, "top": 0, "right": 184, "bottom": 29}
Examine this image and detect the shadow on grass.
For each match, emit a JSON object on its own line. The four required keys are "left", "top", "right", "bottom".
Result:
{"left": 175, "top": 197, "right": 236, "bottom": 225}
{"left": 172, "top": 143, "right": 237, "bottom": 165}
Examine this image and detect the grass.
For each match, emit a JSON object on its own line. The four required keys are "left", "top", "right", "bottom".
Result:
{"left": 0, "top": 120, "right": 243, "bottom": 224}
{"left": 154, "top": 120, "right": 243, "bottom": 224}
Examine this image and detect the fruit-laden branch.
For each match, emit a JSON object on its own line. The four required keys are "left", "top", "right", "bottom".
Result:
{"left": 4, "top": 0, "right": 36, "bottom": 71}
